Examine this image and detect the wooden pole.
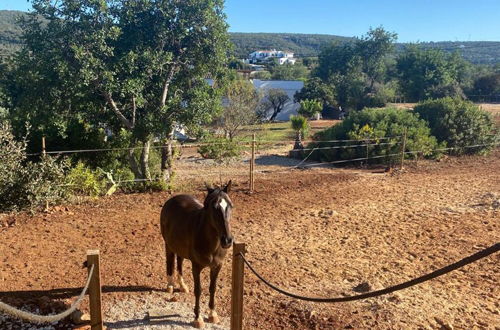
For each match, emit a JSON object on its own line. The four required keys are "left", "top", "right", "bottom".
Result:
{"left": 400, "top": 128, "right": 407, "bottom": 170}
{"left": 41, "top": 136, "right": 46, "bottom": 156}
{"left": 231, "top": 243, "right": 246, "bottom": 330}
{"left": 87, "top": 250, "right": 103, "bottom": 330}
{"left": 42, "top": 136, "right": 49, "bottom": 212}
{"left": 250, "top": 134, "right": 256, "bottom": 193}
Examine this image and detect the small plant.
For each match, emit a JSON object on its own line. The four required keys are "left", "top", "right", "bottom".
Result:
{"left": 198, "top": 136, "right": 242, "bottom": 162}
{"left": 290, "top": 115, "right": 310, "bottom": 149}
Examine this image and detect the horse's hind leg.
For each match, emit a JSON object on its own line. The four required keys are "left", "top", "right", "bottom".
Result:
{"left": 165, "top": 243, "right": 176, "bottom": 294}
{"left": 176, "top": 256, "right": 189, "bottom": 293}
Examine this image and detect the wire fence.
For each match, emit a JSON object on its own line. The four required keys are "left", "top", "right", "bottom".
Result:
{"left": 25, "top": 134, "right": 499, "bottom": 190}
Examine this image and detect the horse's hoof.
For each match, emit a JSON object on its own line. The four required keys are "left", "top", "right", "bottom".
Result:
{"left": 179, "top": 284, "right": 189, "bottom": 293}
{"left": 192, "top": 318, "right": 205, "bottom": 328}
{"left": 166, "top": 285, "right": 174, "bottom": 294}
{"left": 207, "top": 314, "right": 220, "bottom": 324}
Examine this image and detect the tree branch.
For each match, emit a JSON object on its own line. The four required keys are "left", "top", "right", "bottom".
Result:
{"left": 161, "top": 65, "right": 178, "bottom": 107}
{"left": 132, "top": 96, "right": 136, "bottom": 127}
{"left": 103, "top": 91, "right": 134, "bottom": 130}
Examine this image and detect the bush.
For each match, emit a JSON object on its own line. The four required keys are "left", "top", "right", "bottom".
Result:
{"left": 66, "top": 162, "right": 106, "bottom": 197}
{"left": 309, "top": 107, "right": 441, "bottom": 163}
{"left": 290, "top": 115, "right": 310, "bottom": 139}
{"left": 414, "top": 98, "right": 497, "bottom": 154}
{"left": 0, "top": 124, "right": 68, "bottom": 212}
{"left": 198, "top": 137, "right": 242, "bottom": 162}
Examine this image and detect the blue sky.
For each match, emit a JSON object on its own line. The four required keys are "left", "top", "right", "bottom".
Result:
{"left": 2, "top": 0, "right": 499, "bottom": 42}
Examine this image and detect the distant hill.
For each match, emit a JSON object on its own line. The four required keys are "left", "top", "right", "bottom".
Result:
{"left": 1, "top": 10, "right": 499, "bottom": 64}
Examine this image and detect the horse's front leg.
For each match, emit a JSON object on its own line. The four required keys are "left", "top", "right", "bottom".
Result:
{"left": 207, "top": 264, "right": 222, "bottom": 324}
{"left": 191, "top": 262, "right": 204, "bottom": 328}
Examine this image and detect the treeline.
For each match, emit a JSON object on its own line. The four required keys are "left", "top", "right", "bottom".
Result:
{"left": 293, "top": 27, "right": 500, "bottom": 116}
{"left": 2, "top": 10, "right": 500, "bottom": 64}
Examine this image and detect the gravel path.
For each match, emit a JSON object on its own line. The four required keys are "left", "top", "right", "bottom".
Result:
{"left": 105, "top": 293, "right": 229, "bottom": 330}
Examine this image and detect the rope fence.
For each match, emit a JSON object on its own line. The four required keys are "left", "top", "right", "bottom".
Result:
{"left": 237, "top": 243, "right": 499, "bottom": 303}
{"left": 0, "top": 250, "right": 103, "bottom": 329}
{"left": 0, "top": 265, "right": 94, "bottom": 324}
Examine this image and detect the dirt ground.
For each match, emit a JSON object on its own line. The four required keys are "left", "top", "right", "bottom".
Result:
{"left": 1, "top": 149, "right": 499, "bottom": 329}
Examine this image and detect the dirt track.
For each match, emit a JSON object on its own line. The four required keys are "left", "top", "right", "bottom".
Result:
{"left": 1, "top": 151, "right": 499, "bottom": 329}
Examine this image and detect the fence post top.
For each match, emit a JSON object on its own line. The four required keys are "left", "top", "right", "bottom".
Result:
{"left": 87, "top": 249, "right": 100, "bottom": 256}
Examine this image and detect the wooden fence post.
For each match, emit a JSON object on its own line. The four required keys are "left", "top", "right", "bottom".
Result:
{"left": 231, "top": 242, "right": 246, "bottom": 330}
{"left": 249, "top": 134, "right": 256, "bottom": 193}
{"left": 400, "top": 128, "right": 407, "bottom": 170}
{"left": 87, "top": 250, "right": 103, "bottom": 330}
{"left": 41, "top": 136, "right": 46, "bottom": 156}
{"left": 42, "top": 136, "right": 49, "bottom": 212}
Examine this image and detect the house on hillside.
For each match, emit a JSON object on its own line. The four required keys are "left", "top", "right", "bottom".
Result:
{"left": 246, "top": 50, "right": 296, "bottom": 65}
{"left": 252, "top": 79, "right": 304, "bottom": 121}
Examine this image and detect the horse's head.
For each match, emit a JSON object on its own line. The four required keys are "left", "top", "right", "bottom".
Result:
{"left": 204, "top": 180, "right": 234, "bottom": 249}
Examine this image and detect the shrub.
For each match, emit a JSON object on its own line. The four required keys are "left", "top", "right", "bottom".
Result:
{"left": 298, "top": 99, "right": 322, "bottom": 119}
{"left": 0, "top": 124, "right": 68, "bottom": 212}
{"left": 198, "top": 137, "right": 242, "bottom": 162}
{"left": 290, "top": 115, "right": 310, "bottom": 139}
{"left": 414, "top": 98, "right": 497, "bottom": 154}
{"left": 309, "top": 107, "right": 441, "bottom": 163}
{"left": 66, "top": 162, "right": 105, "bottom": 197}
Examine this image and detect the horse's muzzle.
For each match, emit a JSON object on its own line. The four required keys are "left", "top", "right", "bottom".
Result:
{"left": 221, "top": 236, "right": 233, "bottom": 249}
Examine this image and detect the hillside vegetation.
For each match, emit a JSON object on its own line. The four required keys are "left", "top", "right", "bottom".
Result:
{"left": 1, "top": 10, "right": 499, "bottom": 64}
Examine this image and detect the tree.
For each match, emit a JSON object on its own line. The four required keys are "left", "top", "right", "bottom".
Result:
{"left": 261, "top": 88, "right": 290, "bottom": 121}
{"left": 7, "top": 0, "right": 230, "bottom": 183}
{"left": 294, "top": 77, "right": 336, "bottom": 106}
{"left": 313, "top": 27, "right": 397, "bottom": 110}
{"left": 270, "top": 63, "right": 309, "bottom": 80}
{"left": 396, "top": 46, "right": 468, "bottom": 101}
{"left": 298, "top": 99, "right": 322, "bottom": 119}
{"left": 218, "top": 78, "right": 259, "bottom": 140}
{"left": 357, "top": 27, "right": 398, "bottom": 92}
{"left": 473, "top": 73, "right": 500, "bottom": 96}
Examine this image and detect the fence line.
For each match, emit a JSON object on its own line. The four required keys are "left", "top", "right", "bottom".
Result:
{"left": 25, "top": 136, "right": 405, "bottom": 156}
{"left": 236, "top": 243, "right": 499, "bottom": 303}
{"left": 289, "top": 141, "right": 400, "bottom": 153}
{"left": 0, "top": 265, "right": 94, "bottom": 324}
{"left": 257, "top": 142, "right": 500, "bottom": 175}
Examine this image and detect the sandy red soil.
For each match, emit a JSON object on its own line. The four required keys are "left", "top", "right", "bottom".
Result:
{"left": 1, "top": 151, "right": 499, "bottom": 329}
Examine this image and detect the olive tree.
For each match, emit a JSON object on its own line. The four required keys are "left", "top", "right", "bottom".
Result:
{"left": 7, "top": 0, "right": 230, "bottom": 183}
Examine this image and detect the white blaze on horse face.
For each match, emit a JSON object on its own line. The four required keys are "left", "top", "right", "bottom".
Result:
{"left": 219, "top": 198, "right": 228, "bottom": 212}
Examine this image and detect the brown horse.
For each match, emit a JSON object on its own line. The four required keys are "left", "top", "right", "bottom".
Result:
{"left": 160, "top": 181, "right": 234, "bottom": 328}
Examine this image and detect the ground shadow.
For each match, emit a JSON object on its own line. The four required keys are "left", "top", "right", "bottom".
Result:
{"left": 253, "top": 154, "right": 304, "bottom": 167}
{"left": 0, "top": 285, "right": 164, "bottom": 301}
{"left": 105, "top": 314, "right": 188, "bottom": 329}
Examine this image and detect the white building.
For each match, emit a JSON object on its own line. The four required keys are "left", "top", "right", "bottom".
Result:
{"left": 247, "top": 50, "right": 296, "bottom": 65}
{"left": 252, "top": 79, "right": 304, "bottom": 121}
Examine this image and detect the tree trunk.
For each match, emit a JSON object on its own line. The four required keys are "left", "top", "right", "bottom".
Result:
{"left": 128, "top": 140, "right": 142, "bottom": 179}
{"left": 270, "top": 110, "right": 278, "bottom": 121}
{"left": 161, "top": 128, "right": 175, "bottom": 184}
{"left": 140, "top": 139, "right": 151, "bottom": 180}
{"left": 293, "top": 131, "right": 303, "bottom": 150}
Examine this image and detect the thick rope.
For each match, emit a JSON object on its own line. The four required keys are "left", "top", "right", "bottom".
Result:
{"left": 0, "top": 264, "right": 94, "bottom": 324}
{"left": 240, "top": 243, "right": 499, "bottom": 303}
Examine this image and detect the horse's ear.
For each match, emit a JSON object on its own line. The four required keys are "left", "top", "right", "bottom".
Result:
{"left": 223, "top": 180, "right": 232, "bottom": 193}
